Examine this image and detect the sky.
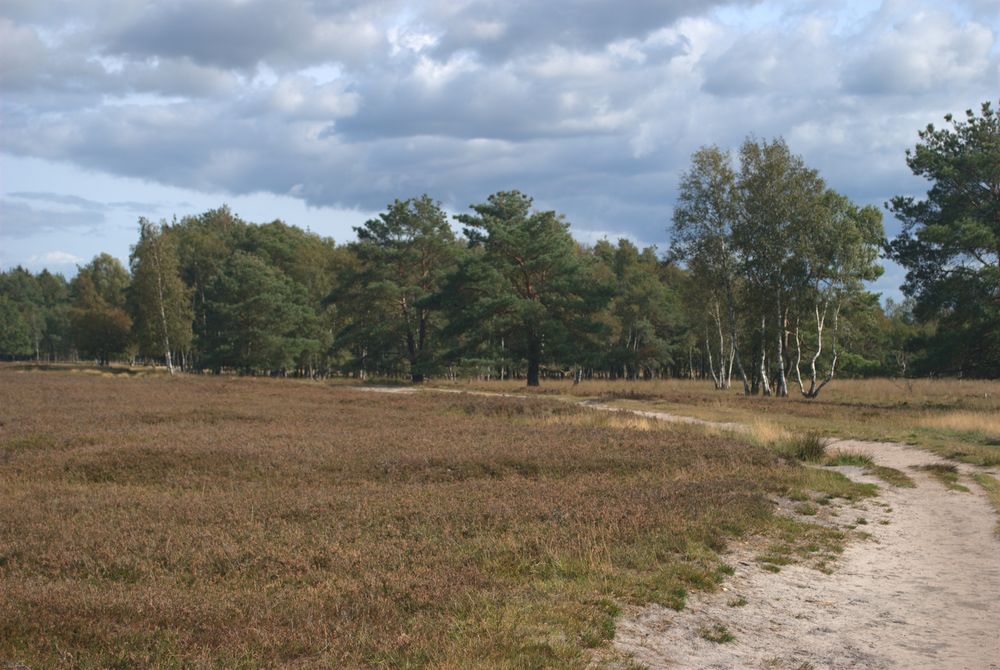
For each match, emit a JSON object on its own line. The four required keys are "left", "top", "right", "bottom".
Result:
{"left": 1, "top": 0, "right": 998, "bottom": 301}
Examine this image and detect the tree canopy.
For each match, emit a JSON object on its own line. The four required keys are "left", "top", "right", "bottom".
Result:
{"left": 886, "top": 101, "right": 1000, "bottom": 376}
{"left": 671, "top": 138, "right": 884, "bottom": 397}
{"left": 437, "top": 191, "right": 611, "bottom": 385}
{"left": 334, "top": 196, "right": 460, "bottom": 382}
{"left": 2, "top": 105, "right": 995, "bottom": 383}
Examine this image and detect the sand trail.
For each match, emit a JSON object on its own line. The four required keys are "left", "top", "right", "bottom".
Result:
{"left": 357, "top": 386, "right": 1000, "bottom": 668}
{"left": 613, "top": 438, "right": 1000, "bottom": 670}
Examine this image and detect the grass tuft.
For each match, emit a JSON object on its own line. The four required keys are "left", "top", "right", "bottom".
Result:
{"left": 914, "top": 463, "right": 971, "bottom": 492}
{"left": 825, "top": 450, "right": 874, "bottom": 467}
{"left": 973, "top": 473, "right": 1000, "bottom": 536}
{"left": 698, "top": 623, "right": 736, "bottom": 643}
{"left": 777, "top": 433, "right": 827, "bottom": 462}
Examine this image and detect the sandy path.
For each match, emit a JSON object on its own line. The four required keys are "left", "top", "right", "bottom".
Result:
{"left": 356, "top": 386, "right": 1000, "bottom": 668}
{"left": 580, "top": 401, "right": 748, "bottom": 433}
{"left": 614, "top": 438, "right": 1000, "bottom": 670}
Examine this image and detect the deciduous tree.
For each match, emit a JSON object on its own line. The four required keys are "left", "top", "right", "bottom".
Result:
{"left": 130, "top": 218, "right": 194, "bottom": 374}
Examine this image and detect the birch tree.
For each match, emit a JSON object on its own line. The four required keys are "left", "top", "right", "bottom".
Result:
{"left": 790, "top": 192, "right": 883, "bottom": 397}
{"left": 735, "top": 137, "right": 826, "bottom": 397}
{"left": 673, "top": 138, "right": 883, "bottom": 397}
{"left": 130, "top": 219, "right": 193, "bottom": 374}
{"left": 671, "top": 146, "right": 749, "bottom": 392}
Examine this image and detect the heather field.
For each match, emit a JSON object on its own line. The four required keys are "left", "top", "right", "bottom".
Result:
{"left": 432, "top": 377, "right": 1000, "bottom": 466}
{"left": 0, "top": 367, "right": 871, "bottom": 669}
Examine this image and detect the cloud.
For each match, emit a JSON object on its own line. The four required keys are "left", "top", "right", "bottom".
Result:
{"left": 27, "top": 250, "right": 84, "bottom": 266}
{"left": 8, "top": 192, "right": 159, "bottom": 214}
{"left": 426, "top": 0, "right": 746, "bottom": 62}
{"left": 0, "top": 199, "right": 105, "bottom": 238}
{"left": 842, "top": 9, "right": 995, "bottom": 96}
{"left": 105, "top": 0, "right": 386, "bottom": 71}
{"left": 0, "top": 0, "right": 996, "bottom": 252}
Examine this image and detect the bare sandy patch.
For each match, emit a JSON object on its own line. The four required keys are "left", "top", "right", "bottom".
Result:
{"left": 613, "top": 439, "right": 1000, "bottom": 670}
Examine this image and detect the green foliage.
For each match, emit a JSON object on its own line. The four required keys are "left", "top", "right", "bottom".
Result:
{"left": 0, "top": 267, "right": 73, "bottom": 360}
{"left": 437, "top": 191, "right": 611, "bottom": 385}
{"left": 334, "top": 195, "right": 461, "bottom": 381}
{"left": 201, "top": 252, "right": 322, "bottom": 373}
{"left": 0, "top": 295, "right": 34, "bottom": 356}
{"left": 887, "top": 101, "right": 1000, "bottom": 377}
{"left": 592, "top": 239, "right": 684, "bottom": 378}
{"left": 130, "top": 218, "right": 194, "bottom": 365}
{"left": 70, "top": 255, "right": 133, "bottom": 365}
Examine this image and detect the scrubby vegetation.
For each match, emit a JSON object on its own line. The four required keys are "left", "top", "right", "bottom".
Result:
{"left": 0, "top": 368, "right": 874, "bottom": 668}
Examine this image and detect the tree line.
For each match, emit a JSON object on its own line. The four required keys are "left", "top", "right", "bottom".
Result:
{"left": 2, "top": 103, "right": 997, "bottom": 389}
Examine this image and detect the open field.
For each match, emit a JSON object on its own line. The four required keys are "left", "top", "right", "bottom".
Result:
{"left": 429, "top": 377, "right": 1000, "bottom": 466}
{"left": 0, "top": 367, "right": 872, "bottom": 669}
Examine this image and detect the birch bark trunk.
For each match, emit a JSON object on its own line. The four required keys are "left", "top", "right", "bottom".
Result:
{"left": 758, "top": 316, "right": 772, "bottom": 396}
{"left": 149, "top": 230, "right": 174, "bottom": 376}
{"left": 775, "top": 289, "right": 787, "bottom": 397}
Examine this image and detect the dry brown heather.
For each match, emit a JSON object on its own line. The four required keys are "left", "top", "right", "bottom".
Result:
{"left": 0, "top": 367, "right": 870, "bottom": 669}
{"left": 433, "top": 377, "right": 1000, "bottom": 465}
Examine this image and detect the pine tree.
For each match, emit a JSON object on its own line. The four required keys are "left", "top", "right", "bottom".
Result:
{"left": 437, "top": 191, "right": 610, "bottom": 386}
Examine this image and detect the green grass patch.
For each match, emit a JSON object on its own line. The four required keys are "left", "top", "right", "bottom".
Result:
{"left": 867, "top": 465, "right": 916, "bottom": 488}
{"left": 794, "top": 503, "right": 818, "bottom": 516}
{"left": 823, "top": 449, "right": 915, "bottom": 488}
{"left": 699, "top": 623, "right": 736, "bottom": 643}
{"left": 825, "top": 450, "right": 874, "bottom": 467}
{"left": 914, "top": 463, "right": 971, "bottom": 492}
{"left": 973, "top": 473, "right": 1000, "bottom": 536}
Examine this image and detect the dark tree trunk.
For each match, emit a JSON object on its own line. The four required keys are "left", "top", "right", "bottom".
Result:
{"left": 527, "top": 357, "right": 540, "bottom": 386}
{"left": 526, "top": 333, "right": 542, "bottom": 386}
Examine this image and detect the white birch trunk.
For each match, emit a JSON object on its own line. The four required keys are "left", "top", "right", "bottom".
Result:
{"left": 759, "top": 316, "right": 772, "bottom": 396}
{"left": 775, "top": 289, "right": 787, "bottom": 397}
{"left": 148, "top": 226, "right": 174, "bottom": 376}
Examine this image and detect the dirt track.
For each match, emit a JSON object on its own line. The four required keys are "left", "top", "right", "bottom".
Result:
{"left": 361, "top": 386, "right": 1000, "bottom": 668}
{"left": 614, "top": 438, "right": 1000, "bottom": 670}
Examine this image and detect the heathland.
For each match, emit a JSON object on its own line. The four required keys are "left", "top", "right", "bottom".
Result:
{"left": 431, "top": 376, "right": 1000, "bottom": 466}
{"left": 2, "top": 367, "right": 881, "bottom": 669}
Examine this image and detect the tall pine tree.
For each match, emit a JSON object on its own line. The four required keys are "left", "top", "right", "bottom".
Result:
{"left": 437, "top": 191, "right": 610, "bottom": 386}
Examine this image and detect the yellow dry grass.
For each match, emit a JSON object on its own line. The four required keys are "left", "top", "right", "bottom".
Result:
{"left": 431, "top": 377, "right": 1000, "bottom": 465}
{"left": 918, "top": 411, "right": 1000, "bottom": 440}
{"left": 743, "top": 419, "right": 794, "bottom": 448}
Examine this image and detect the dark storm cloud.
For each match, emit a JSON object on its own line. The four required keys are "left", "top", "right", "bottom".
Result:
{"left": 0, "top": 0, "right": 997, "bottom": 248}
{"left": 108, "top": 1, "right": 313, "bottom": 70}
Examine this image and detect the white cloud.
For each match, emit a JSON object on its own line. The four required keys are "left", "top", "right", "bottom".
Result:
{"left": 0, "top": 0, "right": 996, "bottom": 279}
{"left": 28, "top": 250, "right": 83, "bottom": 266}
